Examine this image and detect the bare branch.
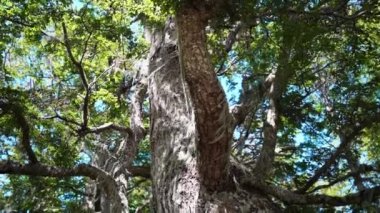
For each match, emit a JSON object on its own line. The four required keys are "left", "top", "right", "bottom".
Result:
{"left": 215, "top": 22, "right": 244, "bottom": 74}
{"left": 126, "top": 166, "right": 150, "bottom": 179}
{"left": 231, "top": 74, "right": 267, "bottom": 127}
{"left": 297, "top": 135, "right": 356, "bottom": 193}
{"left": 85, "top": 123, "right": 133, "bottom": 136}
{"left": 0, "top": 160, "right": 149, "bottom": 179}
{"left": 0, "top": 160, "right": 99, "bottom": 179}
{"left": 41, "top": 30, "right": 64, "bottom": 45}
{"left": 224, "top": 22, "right": 244, "bottom": 52}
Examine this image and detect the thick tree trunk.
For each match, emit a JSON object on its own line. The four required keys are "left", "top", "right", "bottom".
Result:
{"left": 148, "top": 11, "right": 280, "bottom": 212}
{"left": 148, "top": 19, "right": 201, "bottom": 212}
{"left": 176, "top": 6, "right": 233, "bottom": 192}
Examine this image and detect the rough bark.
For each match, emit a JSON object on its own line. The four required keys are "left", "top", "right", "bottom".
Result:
{"left": 87, "top": 56, "right": 149, "bottom": 212}
{"left": 176, "top": 4, "right": 233, "bottom": 192}
{"left": 148, "top": 19, "right": 201, "bottom": 212}
{"left": 148, "top": 11, "right": 280, "bottom": 212}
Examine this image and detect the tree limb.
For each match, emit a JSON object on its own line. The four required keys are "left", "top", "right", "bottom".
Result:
{"left": 243, "top": 180, "right": 380, "bottom": 206}
{"left": 308, "top": 164, "right": 379, "bottom": 193}
{"left": 298, "top": 114, "right": 380, "bottom": 193}
{"left": 52, "top": 112, "right": 82, "bottom": 127}
{"left": 0, "top": 160, "right": 105, "bottom": 179}
{"left": 253, "top": 36, "right": 296, "bottom": 178}
{"left": 215, "top": 22, "right": 245, "bottom": 74}
{"left": 62, "top": 22, "right": 89, "bottom": 89}
{"left": 84, "top": 123, "right": 133, "bottom": 136}
{"left": 80, "top": 32, "right": 93, "bottom": 64}
{"left": 231, "top": 74, "right": 266, "bottom": 127}
{"left": 126, "top": 166, "right": 150, "bottom": 179}
{"left": 345, "top": 150, "right": 366, "bottom": 191}
{"left": 0, "top": 100, "right": 38, "bottom": 164}
{"left": 0, "top": 160, "right": 149, "bottom": 179}
{"left": 61, "top": 22, "right": 90, "bottom": 128}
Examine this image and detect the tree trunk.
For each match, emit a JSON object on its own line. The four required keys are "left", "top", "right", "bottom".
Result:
{"left": 149, "top": 9, "right": 281, "bottom": 212}
{"left": 148, "top": 18, "right": 201, "bottom": 211}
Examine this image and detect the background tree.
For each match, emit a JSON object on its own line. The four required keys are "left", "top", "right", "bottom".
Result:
{"left": 1, "top": 0, "right": 380, "bottom": 212}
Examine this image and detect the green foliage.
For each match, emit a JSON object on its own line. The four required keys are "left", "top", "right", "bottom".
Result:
{"left": 128, "top": 178, "right": 151, "bottom": 212}
{"left": 1, "top": 176, "right": 86, "bottom": 212}
{"left": 0, "top": 0, "right": 150, "bottom": 210}
{"left": 0, "top": 0, "right": 379, "bottom": 211}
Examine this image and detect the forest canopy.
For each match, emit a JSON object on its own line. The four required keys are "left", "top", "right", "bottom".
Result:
{"left": 0, "top": 0, "right": 379, "bottom": 212}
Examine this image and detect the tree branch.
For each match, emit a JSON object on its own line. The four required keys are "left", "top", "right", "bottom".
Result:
{"left": 345, "top": 150, "right": 366, "bottom": 191}
{"left": 0, "top": 100, "right": 38, "bottom": 164}
{"left": 243, "top": 180, "right": 380, "bottom": 206}
{"left": 0, "top": 160, "right": 149, "bottom": 179}
{"left": 0, "top": 160, "right": 102, "bottom": 179}
{"left": 308, "top": 164, "right": 379, "bottom": 193}
{"left": 80, "top": 32, "right": 92, "bottom": 64}
{"left": 231, "top": 74, "right": 266, "bottom": 127}
{"left": 62, "top": 22, "right": 88, "bottom": 89}
{"left": 298, "top": 114, "right": 380, "bottom": 193}
{"left": 216, "top": 22, "right": 245, "bottom": 74}
{"left": 51, "top": 112, "right": 82, "bottom": 127}
{"left": 84, "top": 123, "right": 133, "bottom": 136}
{"left": 61, "top": 22, "right": 90, "bottom": 128}
{"left": 253, "top": 38, "right": 296, "bottom": 178}
{"left": 126, "top": 166, "right": 150, "bottom": 179}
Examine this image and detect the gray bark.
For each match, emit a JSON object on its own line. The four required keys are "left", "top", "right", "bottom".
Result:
{"left": 148, "top": 12, "right": 280, "bottom": 212}
{"left": 148, "top": 19, "right": 201, "bottom": 212}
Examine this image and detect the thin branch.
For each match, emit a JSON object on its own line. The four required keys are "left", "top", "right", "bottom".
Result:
{"left": 64, "top": 184, "right": 94, "bottom": 197}
{"left": 61, "top": 22, "right": 90, "bottom": 129}
{"left": 41, "top": 30, "right": 65, "bottom": 45}
{"left": 62, "top": 22, "right": 88, "bottom": 89}
{"left": 88, "top": 58, "right": 126, "bottom": 89}
{"left": 298, "top": 114, "right": 380, "bottom": 193}
{"left": 84, "top": 123, "right": 133, "bottom": 136}
{"left": 309, "top": 164, "right": 379, "bottom": 193}
{"left": 53, "top": 112, "right": 82, "bottom": 127}
{"left": 231, "top": 74, "right": 267, "bottom": 127}
{"left": 285, "top": 5, "right": 371, "bottom": 21}
{"left": 80, "top": 32, "right": 93, "bottom": 64}
{"left": 224, "top": 22, "right": 244, "bottom": 52}
{"left": 215, "top": 22, "right": 244, "bottom": 74}
{"left": 216, "top": 56, "right": 241, "bottom": 76}
{"left": 1, "top": 16, "right": 34, "bottom": 27}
